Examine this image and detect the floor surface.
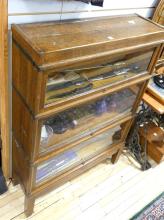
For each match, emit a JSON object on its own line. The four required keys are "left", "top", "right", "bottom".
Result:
{"left": 0, "top": 154, "right": 163, "bottom": 220}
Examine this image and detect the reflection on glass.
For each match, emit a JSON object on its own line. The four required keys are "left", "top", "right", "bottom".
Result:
{"left": 45, "top": 49, "right": 154, "bottom": 105}
{"left": 40, "top": 85, "right": 139, "bottom": 153}
{"left": 36, "top": 125, "right": 121, "bottom": 184}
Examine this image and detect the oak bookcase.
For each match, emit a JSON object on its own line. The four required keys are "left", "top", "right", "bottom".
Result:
{"left": 12, "top": 14, "right": 164, "bottom": 216}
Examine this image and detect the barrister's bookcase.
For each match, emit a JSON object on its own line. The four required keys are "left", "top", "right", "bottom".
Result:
{"left": 12, "top": 14, "right": 164, "bottom": 216}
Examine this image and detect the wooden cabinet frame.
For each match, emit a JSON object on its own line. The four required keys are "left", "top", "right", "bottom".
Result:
{"left": 0, "top": 0, "right": 163, "bottom": 183}
{"left": 0, "top": 0, "right": 10, "bottom": 179}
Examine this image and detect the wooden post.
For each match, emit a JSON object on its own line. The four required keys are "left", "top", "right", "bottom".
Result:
{"left": 0, "top": 0, "right": 10, "bottom": 179}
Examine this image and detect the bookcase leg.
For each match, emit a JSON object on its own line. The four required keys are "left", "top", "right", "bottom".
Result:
{"left": 12, "top": 178, "right": 19, "bottom": 186}
{"left": 12, "top": 173, "right": 19, "bottom": 186}
{"left": 111, "top": 149, "right": 122, "bottom": 164}
{"left": 24, "top": 195, "right": 35, "bottom": 217}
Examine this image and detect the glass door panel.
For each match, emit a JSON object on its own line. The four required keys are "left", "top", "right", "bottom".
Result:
{"left": 36, "top": 124, "right": 121, "bottom": 184}
{"left": 40, "top": 84, "right": 139, "bottom": 154}
{"left": 45, "top": 49, "right": 154, "bottom": 105}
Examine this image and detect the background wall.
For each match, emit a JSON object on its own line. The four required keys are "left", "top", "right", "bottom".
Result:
{"left": 8, "top": 0, "right": 158, "bottom": 26}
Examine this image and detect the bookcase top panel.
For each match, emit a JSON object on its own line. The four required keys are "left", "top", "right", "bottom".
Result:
{"left": 12, "top": 14, "right": 164, "bottom": 71}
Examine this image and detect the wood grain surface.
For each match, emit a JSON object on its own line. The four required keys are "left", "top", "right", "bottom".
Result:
{"left": 0, "top": 0, "right": 10, "bottom": 179}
